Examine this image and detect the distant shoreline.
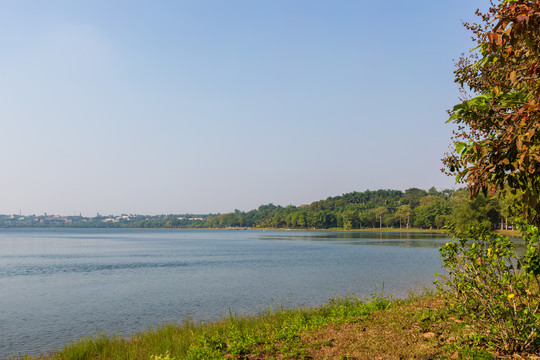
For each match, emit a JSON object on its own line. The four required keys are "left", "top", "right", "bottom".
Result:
{"left": 0, "top": 226, "right": 521, "bottom": 237}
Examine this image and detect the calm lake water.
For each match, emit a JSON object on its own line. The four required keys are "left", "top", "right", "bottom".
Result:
{"left": 0, "top": 228, "right": 448, "bottom": 357}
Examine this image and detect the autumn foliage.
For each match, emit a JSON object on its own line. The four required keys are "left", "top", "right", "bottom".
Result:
{"left": 443, "top": 0, "right": 540, "bottom": 224}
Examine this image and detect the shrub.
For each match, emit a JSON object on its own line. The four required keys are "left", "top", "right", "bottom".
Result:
{"left": 437, "top": 223, "right": 540, "bottom": 353}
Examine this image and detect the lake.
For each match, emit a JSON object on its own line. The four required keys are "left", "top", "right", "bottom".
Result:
{"left": 0, "top": 228, "right": 448, "bottom": 357}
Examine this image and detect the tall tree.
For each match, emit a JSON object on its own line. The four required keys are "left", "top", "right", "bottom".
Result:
{"left": 439, "top": 3, "right": 540, "bottom": 352}
{"left": 413, "top": 195, "right": 451, "bottom": 229}
{"left": 401, "top": 188, "right": 428, "bottom": 209}
{"left": 443, "top": 0, "right": 540, "bottom": 224}
{"left": 374, "top": 206, "right": 387, "bottom": 228}
{"left": 450, "top": 189, "right": 500, "bottom": 230}
{"left": 395, "top": 204, "right": 412, "bottom": 229}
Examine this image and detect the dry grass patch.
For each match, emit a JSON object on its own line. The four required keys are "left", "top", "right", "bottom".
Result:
{"left": 301, "top": 298, "right": 446, "bottom": 360}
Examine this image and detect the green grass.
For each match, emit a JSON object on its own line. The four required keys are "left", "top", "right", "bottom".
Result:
{"left": 9, "top": 292, "right": 512, "bottom": 360}
{"left": 9, "top": 295, "right": 392, "bottom": 360}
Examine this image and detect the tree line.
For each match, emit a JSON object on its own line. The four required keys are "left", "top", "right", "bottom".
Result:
{"left": 203, "top": 187, "right": 513, "bottom": 231}
{"left": 0, "top": 187, "right": 516, "bottom": 230}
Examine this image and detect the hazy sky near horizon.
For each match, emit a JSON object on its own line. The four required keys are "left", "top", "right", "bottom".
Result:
{"left": 1, "top": 1, "right": 487, "bottom": 216}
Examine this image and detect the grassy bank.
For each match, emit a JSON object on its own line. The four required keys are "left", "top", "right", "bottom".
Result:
{"left": 12, "top": 292, "right": 529, "bottom": 360}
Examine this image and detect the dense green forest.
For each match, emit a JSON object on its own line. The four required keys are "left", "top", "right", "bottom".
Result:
{"left": 204, "top": 187, "right": 510, "bottom": 230}
{"left": 0, "top": 187, "right": 514, "bottom": 230}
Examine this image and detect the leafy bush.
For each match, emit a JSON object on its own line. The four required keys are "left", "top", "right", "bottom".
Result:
{"left": 437, "top": 223, "right": 540, "bottom": 353}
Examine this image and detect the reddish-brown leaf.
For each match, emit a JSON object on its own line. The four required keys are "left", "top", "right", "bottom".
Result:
{"left": 510, "top": 70, "right": 517, "bottom": 83}
{"left": 516, "top": 14, "right": 529, "bottom": 23}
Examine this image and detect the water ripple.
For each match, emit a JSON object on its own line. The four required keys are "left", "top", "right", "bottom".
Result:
{"left": 0, "top": 261, "right": 189, "bottom": 277}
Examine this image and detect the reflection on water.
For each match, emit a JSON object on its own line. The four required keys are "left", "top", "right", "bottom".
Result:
{"left": 0, "top": 229, "right": 448, "bottom": 357}
{"left": 259, "top": 230, "right": 448, "bottom": 248}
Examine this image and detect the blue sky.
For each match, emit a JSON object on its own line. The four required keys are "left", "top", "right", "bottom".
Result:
{"left": 0, "top": 1, "right": 487, "bottom": 216}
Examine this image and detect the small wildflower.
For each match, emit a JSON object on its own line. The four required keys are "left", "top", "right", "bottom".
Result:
{"left": 507, "top": 293, "right": 515, "bottom": 300}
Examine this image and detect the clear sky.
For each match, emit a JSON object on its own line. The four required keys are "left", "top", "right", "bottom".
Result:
{"left": 0, "top": 1, "right": 488, "bottom": 216}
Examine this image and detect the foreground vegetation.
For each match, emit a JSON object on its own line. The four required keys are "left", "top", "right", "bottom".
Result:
{"left": 438, "top": 0, "right": 540, "bottom": 354}
{"left": 13, "top": 291, "right": 537, "bottom": 360}
{"left": 439, "top": 224, "right": 540, "bottom": 354}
